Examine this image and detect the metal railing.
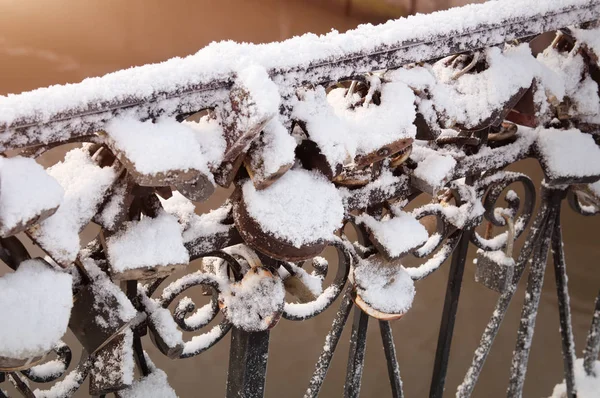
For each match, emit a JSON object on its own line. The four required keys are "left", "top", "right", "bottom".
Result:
{"left": 0, "top": 0, "right": 599, "bottom": 397}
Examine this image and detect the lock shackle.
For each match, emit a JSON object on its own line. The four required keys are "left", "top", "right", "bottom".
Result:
{"left": 502, "top": 213, "right": 516, "bottom": 258}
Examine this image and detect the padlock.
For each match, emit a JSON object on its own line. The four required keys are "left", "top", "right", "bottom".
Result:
{"left": 69, "top": 258, "right": 137, "bottom": 354}
{"left": 218, "top": 244, "right": 285, "bottom": 332}
{"left": 351, "top": 254, "right": 416, "bottom": 321}
{"left": 0, "top": 258, "right": 72, "bottom": 371}
{"left": 474, "top": 215, "right": 516, "bottom": 293}
{"left": 89, "top": 329, "right": 135, "bottom": 396}
{"left": 281, "top": 263, "right": 324, "bottom": 304}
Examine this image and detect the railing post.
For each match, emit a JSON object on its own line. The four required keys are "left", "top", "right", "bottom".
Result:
{"left": 226, "top": 328, "right": 271, "bottom": 398}
{"left": 429, "top": 228, "right": 471, "bottom": 398}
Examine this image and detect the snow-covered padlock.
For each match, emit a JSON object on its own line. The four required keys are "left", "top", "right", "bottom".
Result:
{"left": 69, "top": 259, "right": 136, "bottom": 355}
{"left": 474, "top": 215, "right": 516, "bottom": 293}
{"left": 89, "top": 329, "right": 135, "bottom": 395}
{"left": 0, "top": 258, "right": 73, "bottom": 371}
{"left": 351, "top": 254, "right": 415, "bottom": 321}
{"left": 218, "top": 244, "right": 285, "bottom": 332}
{"left": 233, "top": 168, "right": 344, "bottom": 262}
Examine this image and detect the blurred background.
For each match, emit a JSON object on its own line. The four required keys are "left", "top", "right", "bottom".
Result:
{"left": 1, "top": 1, "right": 598, "bottom": 397}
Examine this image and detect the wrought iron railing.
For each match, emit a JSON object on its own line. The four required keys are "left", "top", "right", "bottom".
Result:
{"left": 0, "top": 0, "right": 599, "bottom": 397}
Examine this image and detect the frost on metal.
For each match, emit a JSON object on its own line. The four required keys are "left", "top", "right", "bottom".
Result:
{"left": 0, "top": 0, "right": 600, "bottom": 397}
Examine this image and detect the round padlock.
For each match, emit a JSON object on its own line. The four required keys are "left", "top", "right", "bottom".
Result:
{"left": 351, "top": 254, "right": 415, "bottom": 321}
{"left": 218, "top": 244, "right": 285, "bottom": 332}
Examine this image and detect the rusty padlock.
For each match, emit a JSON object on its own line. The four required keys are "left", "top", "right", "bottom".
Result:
{"left": 474, "top": 214, "right": 516, "bottom": 293}
{"left": 69, "top": 258, "right": 137, "bottom": 355}
{"left": 89, "top": 329, "right": 135, "bottom": 396}
{"left": 281, "top": 262, "right": 324, "bottom": 304}
{"left": 351, "top": 254, "right": 416, "bottom": 321}
{"left": 218, "top": 244, "right": 285, "bottom": 332}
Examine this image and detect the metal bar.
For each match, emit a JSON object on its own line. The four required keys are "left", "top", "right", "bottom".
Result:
{"left": 0, "top": 373, "right": 6, "bottom": 398}
{"left": 7, "top": 373, "right": 35, "bottom": 398}
{"left": 584, "top": 290, "right": 600, "bottom": 376}
{"left": 379, "top": 320, "right": 404, "bottom": 398}
{"left": 3, "top": 1, "right": 600, "bottom": 150}
{"left": 305, "top": 287, "right": 354, "bottom": 398}
{"left": 456, "top": 186, "right": 560, "bottom": 397}
{"left": 429, "top": 228, "right": 471, "bottom": 398}
{"left": 343, "top": 307, "right": 370, "bottom": 398}
{"left": 507, "top": 189, "right": 565, "bottom": 398}
{"left": 551, "top": 218, "right": 577, "bottom": 398}
{"left": 226, "top": 328, "right": 270, "bottom": 398}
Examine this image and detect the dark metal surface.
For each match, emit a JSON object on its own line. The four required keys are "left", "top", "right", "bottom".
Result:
{"left": 379, "top": 320, "right": 404, "bottom": 398}
{"left": 344, "top": 307, "right": 370, "bottom": 398}
{"left": 429, "top": 228, "right": 470, "bottom": 398}
{"left": 551, "top": 219, "right": 577, "bottom": 398}
{"left": 226, "top": 328, "right": 271, "bottom": 398}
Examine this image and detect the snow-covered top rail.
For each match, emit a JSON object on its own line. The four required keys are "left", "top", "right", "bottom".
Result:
{"left": 0, "top": 0, "right": 599, "bottom": 150}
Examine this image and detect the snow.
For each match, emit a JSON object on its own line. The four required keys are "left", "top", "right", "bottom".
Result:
{"left": 412, "top": 147, "right": 457, "bottom": 190}
{"left": 233, "top": 64, "right": 280, "bottom": 131}
{"left": 537, "top": 42, "right": 600, "bottom": 123}
{"left": 176, "top": 296, "right": 215, "bottom": 330}
{"left": 80, "top": 256, "right": 137, "bottom": 329}
{"left": 106, "top": 117, "right": 215, "bottom": 178}
{"left": 0, "top": 156, "right": 63, "bottom": 236}
{"left": 327, "top": 80, "right": 417, "bottom": 156}
{"left": 182, "top": 114, "right": 227, "bottom": 169}
{"left": 355, "top": 211, "right": 428, "bottom": 258}
{"left": 27, "top": 357, "right": 67, "bottom": 380}
{"left": 549, "top": 359, "right": 600, "bottom": 398}
{"left": 107, "top": 212, "right": 189, "bottom": 273}
{"left": 29, "top": 147, "right": 117, "bottom": 265}
{"left": 353, "top": 258, "right": 415, "bottom": 314}
{"left": 96, "top": 179, "right": 127, "bottom": 230}
{"left": 0, "top": 259, "right": 72, "bottom": 359}
{"left": 1, "top": 0, "right": 594, "bottom": 138}
{"left": 590, "top": 181, "right": 600, "bottom": 198}
{"left": 182, "top": 324, "right": 227, "bottom": 356}
{"left": 247, "top": 117, "right": 296, "bottom": 183}
{"left": 220, "top": 267, "right": 285, "bottom": 331}
{"left": 536, "top": 128, "right": 600, "bottom": 180}
{"left": 242, "top": 168, "right": 344, "bottom": 248}
{"left": 294, "top": 81, "right": 416, "bottom": 171}
{"left": 477, "top": 249, "right": 515, "bottom": 267}
{"left": 433, "top": 44, "right": 538, "bottom": 128}
{"left": 573, "top": 26, "right": 600, "bottom": 59}
{"left": 141, "top": 293, "right": 183, "bottom": 350}
{"left": 120, "top": 367, "right": 178, "bottom": 398}
{"left": 293, "top": 87, "right": 351, "bottom": 171}
{"left": 284, "top": 285, "right": 341, "bottom": 319}
{"left": 281, "top": 264, "right": 324, "bottom": 298}
{"left": 91, "top": 328, "right": 134, "bottom": 388}
{"left": 184, "top": 207, "right": 231, "bottom": 244}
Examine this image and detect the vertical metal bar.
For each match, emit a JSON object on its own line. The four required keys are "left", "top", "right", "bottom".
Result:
{"left": 305, "top": 287, "right": 354, "bottom": 398}
{"left": 226, "top": 328, "right": 270, "bottom": 398}
{"left": 429, "top": 228, "right": 471, "bottom": 398}
{"left": 343, "top": 307, "right": 369, "bottom": 398}
{"left": 584, "top": 290, "right": 600, "bottom": 376}
{"left": 457, "top": 187, "right": 558, "bottom": 397}
{"left": 507, "top": 189, "right": 563, "bottom": 398}
{"left": 379, "top": 320, "right": 404, "bottom": 398}
{"left": 551, "top": 219, "right": 577, "bottom": 398}
{"left": 7, "top": 373, "right": 35, "bottom": 398}
{"left": 0, "top": 373, "right": 7, "bottom": 398}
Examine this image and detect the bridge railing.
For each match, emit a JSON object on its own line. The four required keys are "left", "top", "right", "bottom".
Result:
{"left": 0, "top": 0, "right": 599, "bottom": 397}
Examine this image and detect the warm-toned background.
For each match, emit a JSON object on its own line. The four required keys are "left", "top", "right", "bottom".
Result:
{"left": 1, "top": 1, "right": 598, "bottom": 397}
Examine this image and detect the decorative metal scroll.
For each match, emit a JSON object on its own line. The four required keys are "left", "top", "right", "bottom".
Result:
{"left": 0, "top": 0, "right": 599, "bottom": 397}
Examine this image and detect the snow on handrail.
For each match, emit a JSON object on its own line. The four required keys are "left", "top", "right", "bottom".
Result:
{"left": 0, "top": 0, "right": 599, "bottom": 150}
